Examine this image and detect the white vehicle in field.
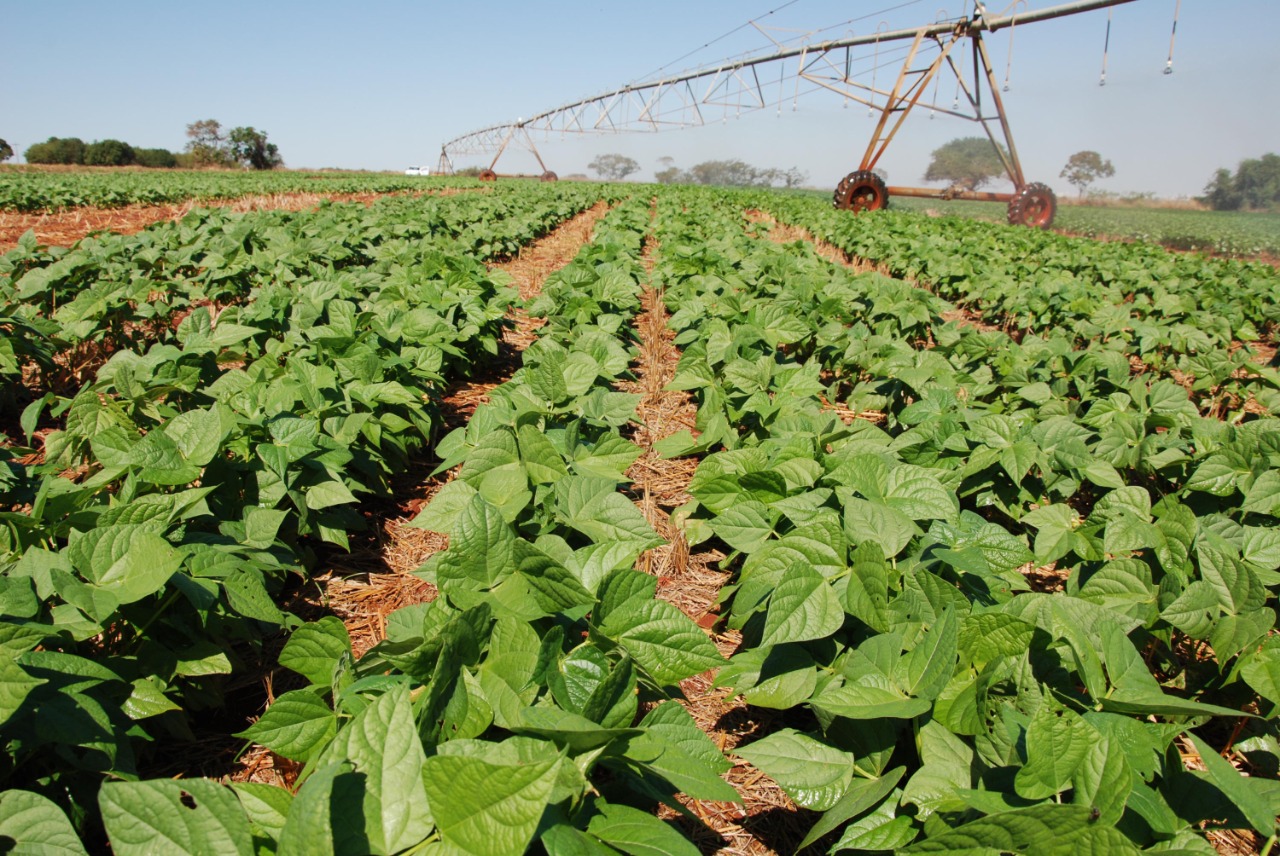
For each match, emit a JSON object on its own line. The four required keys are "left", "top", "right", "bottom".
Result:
{"left": 404, "top": 166, "right": 428, "bottom": 176}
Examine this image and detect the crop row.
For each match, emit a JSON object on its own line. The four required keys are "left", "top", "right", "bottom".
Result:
{"left": 0, "top": 185, "right": 629, "bottom": 849}
{"left": 0, "top": 169, "right": 479, "bottom": 213}
{"left": 644, "top": 189, "right": 1279, "bottom": 852}
{"left": 889, "top": 197, "right": 1280, "bottom": 259}
{"left": 767, "top": 194, "right": 1280, "bottom": 359}
{"left": 0, "top": 187, "right": 597, "bottom": 412}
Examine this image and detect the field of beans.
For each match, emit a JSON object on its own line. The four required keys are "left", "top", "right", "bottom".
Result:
{"left": 1, "top": 171, "right": 1277, "bottom": 855}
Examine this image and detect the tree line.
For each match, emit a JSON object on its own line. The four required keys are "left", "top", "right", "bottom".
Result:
{"left": 1200, "top": 153, "right": 1280, "bottom": 212}
{"left": 587, "top": 153, "right": 807, "bottom": 188}
{"left": 0, "top": 120, "right": 282, "bottom": 170}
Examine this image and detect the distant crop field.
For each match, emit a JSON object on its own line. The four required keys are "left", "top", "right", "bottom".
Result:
{"left": 0, "top": 166, "right": 468, "bottom": 212}
{"left": 891, "top": 195, "right": 1280, "bottom": 258}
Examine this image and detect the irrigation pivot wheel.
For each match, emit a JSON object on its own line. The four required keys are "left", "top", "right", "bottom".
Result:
{"left": 833, "top": 170, "right": 889, "bottom": 213}
{"left": 1007, "top": 182, "right": 1057, "bottom": 229}
{"left": 539, "top": 171, "right": 558, "bottom": 182}
{"left": 478, "top": 169, "right": 498, "bottom": 182}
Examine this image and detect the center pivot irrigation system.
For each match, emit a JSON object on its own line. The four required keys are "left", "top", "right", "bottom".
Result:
{"left": 440, "top": 0, "right": 1163, "bottom": 228}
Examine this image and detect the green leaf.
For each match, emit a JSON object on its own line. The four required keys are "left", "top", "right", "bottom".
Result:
{"left": 902, "top": 804, "right": 1139, "bottom": 855}
{"left": 1071, "top": 731, "right": 1131, "bottom": 826}
{"left": 0, "top": 658, "right": 45, "bottom": 724}
{"left": 238, "top": 690, "right": 336, "bottom": 762}
{"left": 902, "top": 607, "right": 958, "bottom": 701}
{"left": 1014, "top": 705, "right": 1095, "bottom": 800}
{"left": 709, "top": 500, "right": 777, "bottom": 553}
{"left": 518, "top": 424, "right": 570, "bottom": 484}
{"left": 586, "top": 801, "right": 700, "bottom": 856}
{"left": 320, "top": 684, "right": 433, "bottom": 854}
{"left": 436, "top": 493, "right": 517, "bottom": 596}
{"left": 886, "top": 467, "right": 958, "bottom": 521}
{"left": 1241, "top": 643, "right": 1280, "bottom": 706}
{"left": 279, "top": 761, "right": 345, "bottom": 856}
{"left": 558, "top": 477, "right": 662, "bottom": 551}
{"left": 0, "top": 789, "right": 88, "bottom": 856}
{"left": 959, "top": 613, "right": 1035, "bottom": 667}
{"left": 735, "top": 729, "right": 853, "bottom": 811}
{"left": 844, "top": 497, "right": 918, "bottom": 558}
{"left": 629, "top": 701, "right": 739, "bottom": 803}
{"left": 797, "top": 767, "right": 906, "bottom": 852}
{"left": 279, "top": 617, "right": 352, "bottom": 686}
{"left": 761, "top": 563, "right": 844, "bottom": 647}
{"left": 73, "top": 526, "right": 182, "bottom": 604}
{"left": 100, "top": 779, "right": 253, "bottom": 856}
{"left": 596, "top": 593, "right": 721, "bottom": 685}
{"left": 305, "top": 480, "right": 359, "bottom": 511}
{"left": 809, "top": 682, "right": 931, "bottom": 721}
{"left": 408, "top": 479, "right": 479, "bottom": 534}
{"left": 243, "top": 507, "right": 288, "bottom": 550}
{"left": 599, "top": 595, "right": 722, "bottom": 685}
{"left": 422, "top": 753, "right": 560, "bottom": 855}
{"left": 122, "top": 676, "right": 181, "bottom": 720}
{"left": 1186, "top": 733, "right": 1278, "bottom": 835}
{"left": 829, "top": 798, "right": 916, "bottom": 852}
{"left": 230, "top": 782, "right": 293, "bottom": 845}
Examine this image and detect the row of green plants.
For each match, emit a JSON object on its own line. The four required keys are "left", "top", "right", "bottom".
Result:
{"left": 0, "top": 187, "right": 597, "bottom": 410}
{"left": 645, "top": 189, "right": 1279, "bottom": 853}
{"left": 0, "top": 186, "right": 623, "bottom": 849}
{"left": 0, "top": 169, "right": 482, "bottom": 213}
{"left": 0, "top": 195, "right": 748, "bottom": 853}
{"left": 769, "top": 194, "right": 1280, "bottom": 361}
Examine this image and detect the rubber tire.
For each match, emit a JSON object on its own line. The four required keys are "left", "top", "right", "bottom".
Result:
{"left": 539, "top": 171, "right": 558, "bottom": 182}
{"left": 833, "top": 170, "right": 889, "bottom": 212}
{"left": 1007, "top": 182, "right": 1057, "bottom": 228}
{"left": 478, "top": 169, "right": 498, "bottom": 182}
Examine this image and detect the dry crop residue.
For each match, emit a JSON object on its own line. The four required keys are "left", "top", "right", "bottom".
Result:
{"left": 618, "top": 212, "right": 813, "bottom": 855}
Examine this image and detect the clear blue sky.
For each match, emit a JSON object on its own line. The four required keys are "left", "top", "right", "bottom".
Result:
{"left": 3, "top": 1, "right": 1276, "bottom": 198}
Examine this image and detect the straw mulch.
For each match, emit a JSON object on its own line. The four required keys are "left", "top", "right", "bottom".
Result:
{"left": 617, "top": 230, "right": 814, "bottom": 855}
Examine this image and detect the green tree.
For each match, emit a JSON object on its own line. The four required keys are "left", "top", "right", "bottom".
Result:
{"left": 0, "top": 139, "right": 12, "bottom": 163}
{"left": 134, "top": 148, "right": 177, "bottom": 168}
{"left": 25, "top": 137, "right": 87, "bottom": 165}
{"left": 84, "top": 139, "right": 137, "bottom": 166}
{"left": 185, "top": 119, "right": 232, "bottom": 167}
{"left": 227, "top": 126, "right": 283, "bottom": 170}
{"left": 588, "top": 153, "right": 640, "bottom": 181}
{"left": 1059, "top": 150, "right": 1115, "bottom": 196}
{"left": 1201, "top": 153, "right": 1280, "bottom": 211}
{"left": 924, "top": 137, "right": 1009, "bottom": 190}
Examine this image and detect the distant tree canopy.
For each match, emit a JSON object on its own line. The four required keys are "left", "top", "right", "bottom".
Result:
{"left": 653, "top": 158, "right": 807, "bottom": 189}
{"left": 24, "top": 135, "right": 177, "bottom": 167}
{"left": 228, "top": 127, "right": 283, "bottom": 171}
{"left": 0, "top": 139, "right": 13, "bottom": 163}
{"left": 588, "top": 153, "right": 640, "bottom": 181}
{"left": 185, "top": 119, "right": 282, "bottom": 170}
{"left": 1200, "top": 153, "right": 1280, "bottom": 211}
{"left": 84, "top": 139, "right": 136, "bottom": 167}
{"left": 25, "top": 137, "right": 88, "bottom": 165}
{"left": 135, "top": 148, "right": 178, "bottom": 168}
{"left": 1060, "top": 150, "right": 1115, "bottom": 196}
{"left": 924, "top": 137, "right": 1009, "bottom": 191}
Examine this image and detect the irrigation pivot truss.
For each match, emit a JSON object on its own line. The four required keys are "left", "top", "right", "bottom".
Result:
{"left": 440, "top": 0, "right": 1141, "bottom": 227}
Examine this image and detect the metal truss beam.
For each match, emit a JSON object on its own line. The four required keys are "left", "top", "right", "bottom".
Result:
{"left": 440, "top": 0, "right": 1137, "bottom": 171}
